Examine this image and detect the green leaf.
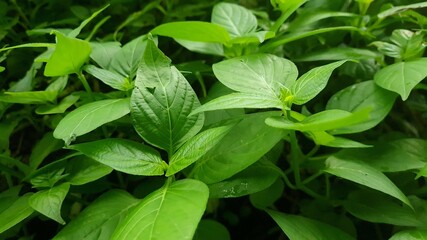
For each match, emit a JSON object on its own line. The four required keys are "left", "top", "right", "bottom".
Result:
{"left": 84, "top": 65, "right": 132, "bottom": 91}
{"left": 151, "top": 21, "right": 231, "bottom": 44}
{"left": 306, "top": 130, "right": 371, "bottom": 148}
{"left": 344, "top": 190, "right": 421, "bottom": 227}
{"left": 29, "top": 132, "right": 63, "bottom": 170}
{"left": 208, "top": 161, "right": 280, "bottom": 198}
{"left": 291, "top": 60, "right": 347, "bottom": 105}
{"left": 65, "top": 156, "right": 113, "bottom": 185}
{"left": 90, "top": 42, "right": 121, "bottom": 69}
{"left": 53, "top": 98, "right": 130, "bottom": 144}
{"left": 266, "top": 210, "right": 355, "bottom": 240}
{"left": 166, "top": 125, "right": 232, "bottom": 176}
{"left": 211, "top": 3, "right": 257, "bottom": 37}
{"left": 112, "top": 179, "right": 209, "bottom": 240}
{"left": 0, "top": 66, "right": 4, "bottom": 72}
{"left": 190, "top": 112, "right": 285, "bottom": 184}
{"left": 266, "top": 108, "right": 371, "bottom": 132}
{"left": 175, "top": 40, "right": 224, "bottom": 56}
{"left": 0, "top": 193, "right": 34, "bottom": 234}
{"left": 69, "top": 138, "right": 165, "bottom": 176}
{"left": 324, "top": 155, "right": 412, "bottom": 207}
{"left": 378, "top": 2, "right": 427, "bottom": 19}
{"left": 326, "top": 81, "right": 397, "bottom": 134}
{"left": 374, "top": 58, "right": 427, "bottom": 100}
{"left": 29, "top": 183, "right": 70, "bottom": 224}
{"left": 131, "top": 40, "right": 204, "bottom": 155}
{"left": 68, "top": 4, "right": 110, "bottom": 38}
{"left": 0, "top": 91, "right": 58, "bottom": 104}
{"left": 109, "top": 36, "right": 148, "bottom": 79}
{"left": 295, "top": 47, "right": 379, "bottom": 62}
{"left": 35, "top": 94, "right": 80, "bottom": 115}
{"left": 53, "top": 190, "right": 139, "bottom": 240}
{"left": 212, "top": 54, "right": 298, "bottom": 99}
{"left": 44, "top": 31, "right": 91, "bottom": 76}
{"left": 192, "top": 92, "right": 283, "bottom": 115}
{"left": 335, "top": 139, "right": 427, "bottom": 172}
{"left": 389, "top": 229, "right": 427, "bottom": 240}
{"left": 194, "top": 220, "right": 231, "bottom": 240}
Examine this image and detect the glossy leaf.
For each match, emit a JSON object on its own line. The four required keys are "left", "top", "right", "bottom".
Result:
{"left": 69, "top": 138, "right": 165, "bottom": 176}
{"left": 212, "top": 54, "right": 298, "bottom": 99}
{"left": 344, "top": 190, "right": 421, "bottom": 227}
{"left": 54, "top": 98, "right": 130, "bottom": 144}
{"left": 208, "top": 161, "right": 280, "bottom": 198}
{"left": 291, "top": 60, "right": 347, "bottom": 105}
{"left": 84, "top": 65, "right": 133, "bottom": 91}
{"left": 166, "top": 125, "right": 232, "bottom": 176}
{"left": 378, "top": 2, "right": 427, "bottom": 19}
{"left": 267, "top": 210, "right": 355, "bottom": 240}
{"left": 0, "top": 193, "right": 34, "bottom": 234}
{"left": 326, "top": 81, "right": 397, "bottom": 134}
{"left": 192, "top": 92, "right": 283, "bottom": 115}
{"left": 29, "top": 183, "right": 70, "bottom": 224}
{"left": 335, "top": 139, "right": 427, "bottom": 172}
{"left": 112, "top": 179, "right": 209, "bottom": 240}
{"left": 211, "top": 3, "right": 257, "bottom": 37}
{"left": 151, "top": 21, "right": 230, "bottom": 44}
{"left": 266, "top": 108, "right": 371, "bottom": 132}
{"left": 65, "top": 156, "right": 113, "bottom": 185}
{"left": 193, "top": 220, "right": 231, "bottom": 240}
{"left": 374, "top": 58, "right": 427, "bottom": 100}
{"left": 44, "top": 31, "right": 91, "bottom": 76}
{"left": 324, "top": 155, "right": 411, "bottom": 207}
{"left": 190, "top": 112, "right": 285, "bottom": 184}
{"left": 131, "top": 40, "right": 204, "bottom": 155}
{"left": 53, "top": 190, "right": 139, "bottom": 240}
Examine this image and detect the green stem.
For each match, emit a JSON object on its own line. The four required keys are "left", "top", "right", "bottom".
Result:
{"left": 77, "top": 71, "right": 94, "bottom": 100}
{"left": 289, "top": 131, "right": 301, "bottom": 184}
{"left": 195, "top": 72, "right": 207, "bottom": 98}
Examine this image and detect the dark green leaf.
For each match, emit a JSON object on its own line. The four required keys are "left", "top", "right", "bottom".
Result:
{"left": 112, "top": 179, "right": 209, "bottom": 240}
{"left": 389, "top": 229, "right": 427, "bottom": 240}
{"left": 69, "top": 138, "right": 165, "bottom": 176}
{"left": 194, "top": 220, "right": 231, "bottom": 240}
{"left": 65, "top": 156, "right": 113, "bottom": 185}
{"left": 0, "top": 193, "right": 34, "bottom": 234}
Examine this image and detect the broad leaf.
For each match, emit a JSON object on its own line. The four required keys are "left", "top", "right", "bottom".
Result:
{"left": 344, "top": 190, "right": 421, "bottom": 227}
{"left": 166, "top": 125, "right": 232, "bottom": 176}
{"left": 208, "top": 161, "right": 280, "bottom": 198}
{"left": 378, "top": 2, "right": 427, "bottom": 19}
{"left": 151, "top": 21, "right": 230, "bottom": 44}
{"left": 112, "top": 179, "right": 209, "bottom": 240}
{"left": 109, "top": 36, "right": 148, "bottom": 79}
{"left": 28, "top": 183, "right": 70, "bottom": 224}
{"left": 212, "top": 54, "right": 298, "bottom": 100}
{"left": 307, "top": 130, "right": 371, "bottom": 148}
{"left": 69, "top": 138, "right": 165, "bottom": 176}
{"left": 53, "top": 190, "right": 139, "bottom": 240}
{"left": 175, "top": 40, "right": 224, "bottom": 56}
{"left": 266, "top": 108, "right": 371, "bottom": 132}
{"left": 211, "top": 3, "right": 257, "bottom": 37}
{"left": 192, "top": 92, "right": 283, "bottom": 115}
{"left": 266, "top": 210, "right": 355, "bottom": 240}
{"left": 54, "top": 98, "right": 130, "bottom": 144}
{"left": 190, "top": 112, "right": 285, "bottom": 184}
{"left": 324, "top": 155, "right": 411, "bottom": 207}
{"left": 374, "top": 58, "right": 427, "bottom": 100}
{"left": 326, "top": 81, "right": 397, "bottom": 134}
{"left": 65, "top": 156, "right": 113, "bottom": 185}
{"left": 90, "top": 42, "right": 121, "bottom": 69}
{"left": 250, "top": 179, "right": 284, "bottom": 209}
{"left": 131, "top": 40, "right": 204, "bottom": 155}
{"left": 29, "top": 132, "right": 63, "bottom": 170}
{"left": 44, "top": 31, "right": 91, "bottom": 76}
{"left": 0, "top": 193, "right": 34, "bottom": 234}
{"left": 84, "top": 65, "right": 133, "bottom": 91}
{"left": 0, "top": 91, "right": 58, "bottom": 104}
{"left": 291, "top": 60, "right": 347, "bottom": 105}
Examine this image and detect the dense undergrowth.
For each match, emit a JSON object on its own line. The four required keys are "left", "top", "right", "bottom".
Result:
{"left": 0, "top": 0, "right": 427, "bottom": 239}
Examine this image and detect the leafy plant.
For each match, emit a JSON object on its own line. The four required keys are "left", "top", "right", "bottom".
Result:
{"left": 0, "top": 0, "right": 427, "bottom": 239}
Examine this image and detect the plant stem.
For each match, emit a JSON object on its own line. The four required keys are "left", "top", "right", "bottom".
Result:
{"left": 77, "top": 71, "right": 94, "bottom": 99}
{"left": 195, "top": 72, "right": 207, "bottom": 98}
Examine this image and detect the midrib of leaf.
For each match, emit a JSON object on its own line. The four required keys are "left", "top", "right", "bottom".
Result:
{"left": 241, "top": 61, "right": 277, "bottom": 98}
{"left": 69, "top": 99, "right": 123, "bottom": 135}
{"left": 218, "top": 7, "right": 241, "bottom": 36}
{"left": 147, "top": 186, "right": 168, "bottom": 239}
{"left": 399, "top": 63, "right": 407, "bottom": 96}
